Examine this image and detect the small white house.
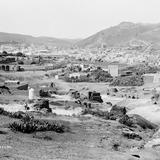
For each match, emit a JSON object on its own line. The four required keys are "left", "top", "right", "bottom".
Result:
{"left": 55, "top": 75, "right": 59, "bottom": 80}
{"left": 108, "top": 65, "right": 119, "bottom": 77}
{"left": 69, "top": 73, "right": 80, "bottom": 79}
{"left": 143, "top": 73, "right": 160, "bottom": 84}
{"left": 28, "top": 88, "right": 35, "bottom": 100}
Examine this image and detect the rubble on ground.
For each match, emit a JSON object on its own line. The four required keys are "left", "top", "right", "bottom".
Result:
{"left": 81, "top": 108, "right": 109, "bottom": 119}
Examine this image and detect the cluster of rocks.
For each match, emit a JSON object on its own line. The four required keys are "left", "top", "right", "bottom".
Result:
{"left": 0, "top": 85, "right": 11, "bottom": 95}
{"left": 107, "top": 87, "right": 139, "bottom": 99}
{"left": 82, "top": 104, "right": 158, "bottom": 141}
{"left": 33, "top": 99, "right": 52, "bottom": 113}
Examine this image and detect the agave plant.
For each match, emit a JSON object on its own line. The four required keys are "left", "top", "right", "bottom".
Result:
{"left": 9, "top": 118, "right": 67, "bottom": 134}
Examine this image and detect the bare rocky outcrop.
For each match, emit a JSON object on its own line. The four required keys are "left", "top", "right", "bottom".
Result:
{"left": 0, "top": 85, "right": 11, "bottom": 94}
{"left": 119, "top": 114, "right": 158, "bottom": 130}
{"left": 109, "top": 105, "right": 127, "bottom": 120}
{"left": 33, "top": 99, "right": 52, "bottom": 112}
{"left": 39, "top": 89, "right": 51, "bottom": 97}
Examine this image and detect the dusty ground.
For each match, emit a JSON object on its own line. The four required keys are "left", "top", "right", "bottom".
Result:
{"left": 0, "top": 114, "right": 159, "bottom": 160}
{"left": 0, "top": 70, "right": 160, "bottom": 160}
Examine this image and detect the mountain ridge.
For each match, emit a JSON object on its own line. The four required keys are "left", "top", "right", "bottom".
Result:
{"left": 76, "top": 22, "right": 160, "bottom": 48}
{"left": 1, "top": 22, "right": 160, "bottom": 48}
{"left": 0, "top": 32, "right": 80, "bottom": 48}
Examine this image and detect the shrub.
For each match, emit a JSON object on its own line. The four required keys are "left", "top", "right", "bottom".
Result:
{"left": 122, "top": 64, "right": 158, "bottom": 75}
{"left": 9, "top": 121, "right": 37, "bottom": 133}
{"left": 90, "top": 68, "right": 113, "bottom": 82}
{"left": 64, "top": 76, "right": 89, "bottom": 82}
{"left": 110, "top": 75, "right": 144, "bottom": 86}
{"left": 0, "top": 108, "right": 31, "bottom": 120}
{"left": 9, "top": 118, "right": 68, "bottom": 134}
{"left": 112, "top": 142, "right": 120, "bottom": 151}
{"left": 17, "top": 61, "right": 24, "bottom": 65}
{"left": 31, "top": 61, "right": 36, "bottom": 65}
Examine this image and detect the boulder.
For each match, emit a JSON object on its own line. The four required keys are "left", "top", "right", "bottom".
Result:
{"left": 119, "top": 114, "right": 158, "bottom": 130}
{"left": 122, "top": 129, "right": 142, "bottom": 140}
{"left": 88, "top": 91, "right": 103, "bottom": 103}
{"left": 0, "top": 85, "right": 11, "bottom": 94}
{"left": 33, "top": 99, "right": 51, "bottom": 112}
{"left": 0, "top": 107, "right": 4, "bottom": 114}
{"left": 39, "top": 89, "right": 51, "bottom": 97}
{"left": 109, "top": 105, "right": 127, "bottom": 120}
{"left": 17, "top": 84, "right": 28, "bottom": 90}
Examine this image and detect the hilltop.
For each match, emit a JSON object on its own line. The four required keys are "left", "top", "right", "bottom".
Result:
{"left": 2, "top": 22, "right": 160, "bottom": 49}
{"left": 0, "top": 32, "right": 80, "bottom": 48}
{"left": 76, "top": 22, "right": 160, "bottom": 48}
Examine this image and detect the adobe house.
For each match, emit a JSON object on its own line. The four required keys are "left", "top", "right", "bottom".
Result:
{"left": 0, "top": 65, "right": 11, "bottom": 71}
{"left": 0, "top": 65, "right": 23, "bottom": 71}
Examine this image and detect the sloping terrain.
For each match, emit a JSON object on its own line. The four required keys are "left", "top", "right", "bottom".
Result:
{"left": 0, "top": 114, "right": 159, "bottom": 160}
{"left": 0, "top": 32, "right": 79, "bottom": 48}
{"left": 77, "top": 22, "right": 160, "bottom": 48}
{"left": 2, "top": 22, "right": 160, "bottom": 49}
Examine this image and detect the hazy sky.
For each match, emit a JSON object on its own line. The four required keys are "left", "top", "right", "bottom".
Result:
{"left": 0, "top": 0, "right": 160, "bottom": 38}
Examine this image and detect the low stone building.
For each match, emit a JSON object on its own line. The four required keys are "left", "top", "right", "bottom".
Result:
{"left": 0, "top": 65, "right": 23, "bottom": 71}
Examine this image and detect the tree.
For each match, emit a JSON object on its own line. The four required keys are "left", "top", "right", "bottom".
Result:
{"left": 16, "top": 52, "right": 24, "bottom": 57}
{"left": 2, "top": 51, "right": 8, "bottom": 56}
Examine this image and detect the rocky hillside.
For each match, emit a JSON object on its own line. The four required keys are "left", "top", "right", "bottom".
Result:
{"left": 76, "top": 22, "right": 160, "bottom": 48}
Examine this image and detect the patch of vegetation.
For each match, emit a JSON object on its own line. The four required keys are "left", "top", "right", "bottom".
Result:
{"left": 64, "top": 75, "right": 89, "bottom": 82}
{"left": 90, "top": 68, "right": 113, "bottom": 82}
{"left": 0, "top": 108, "right": 31, "bottom": 119}
{"left": 9, "top": 118, "right": 69, "bottom": 134}
{"left": 122, "top": 64, "right": 158, "bottom": 75}
{"left": 63, "top": 68, "right": 113, "bottom": 83}
{"left": 110, "top": 75, "right": 144, "bottom": 86}
{"left": 112, "top": 142, "right": 120, "bottom": 151}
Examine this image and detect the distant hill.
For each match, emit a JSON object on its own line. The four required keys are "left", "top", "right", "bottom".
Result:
{"left": 76, "top": 22, "right": 160, "bottom": 48}
{"left": 2, "top": 22, "right": 160, "bottom": 49}
{"left": 0, "top": 32, "right": 80, "bottom": 48}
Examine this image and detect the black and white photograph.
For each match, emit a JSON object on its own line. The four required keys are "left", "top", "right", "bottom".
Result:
{"left": 0, "top": 0, "right": 160, "bottom": 159}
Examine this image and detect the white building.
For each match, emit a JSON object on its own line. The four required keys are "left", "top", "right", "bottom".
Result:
{"left": 108, "top": 65, "right": 119, "bottom": 77}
